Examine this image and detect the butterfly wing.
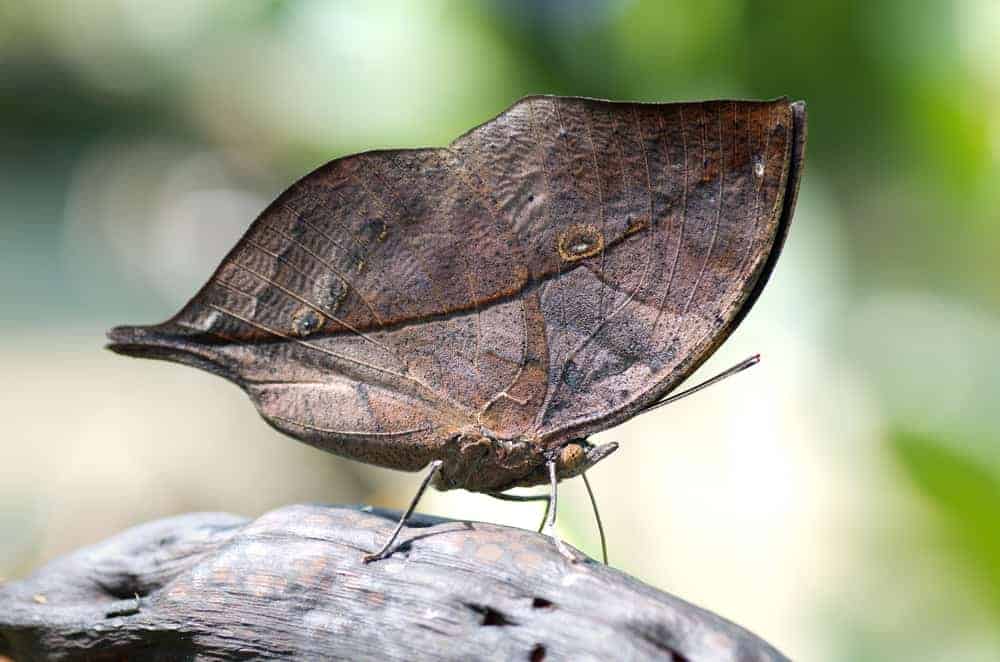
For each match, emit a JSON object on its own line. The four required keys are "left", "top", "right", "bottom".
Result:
{"left": 107, "top": 95, "right": 805, "bottom": 470}
{"left": 450, "top": 96, "right": 806, "bottom": 440}
{"left": 107, "top": 135, "right": 552, "bottom": 470}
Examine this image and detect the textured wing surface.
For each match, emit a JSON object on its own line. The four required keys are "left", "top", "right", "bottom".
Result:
{"left": 450, "top": 96, "right": 804, "bottom": 439}
{"left": 107, "top": 138, "right": 551, "bottom": 466}
{"left": 107, "top": 96, "right": 805, "bottom": 466}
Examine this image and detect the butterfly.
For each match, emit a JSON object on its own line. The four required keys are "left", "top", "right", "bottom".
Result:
{"left": 108, "top": 95, "right": 807, "bottom": 563}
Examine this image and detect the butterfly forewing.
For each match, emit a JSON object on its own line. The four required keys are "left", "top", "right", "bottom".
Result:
{"left": 449, "top": 97, "right": 801, "bottom": 439}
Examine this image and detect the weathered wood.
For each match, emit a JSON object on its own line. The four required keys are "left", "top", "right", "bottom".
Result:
{"left": 0, "top": 505, "right": 788, "bottom": 661}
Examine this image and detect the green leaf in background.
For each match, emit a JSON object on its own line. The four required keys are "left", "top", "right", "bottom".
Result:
{"left": 892, "top": 428, "right": 1000, "bottom": 619}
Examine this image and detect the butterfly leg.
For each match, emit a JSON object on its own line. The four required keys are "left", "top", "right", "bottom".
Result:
{"left": 480, "top": 490, "right": 552, "bottom": 535}
{"left": 363, "top": 459, "right": 443, "bottom": 563}
{"left": 581, "top": 471, "right": 608, "bottom": 565}
{"left": 483, "top": 491, "right": 549, "bottom": 503}
{"left": 481, "top": 490, "right": 553, "bottom": 536}
{"left": 537, "top": 495, "right": 550, "bottom": 533}
{"left": 541, "top": 460, "right": 579, "bottom": 563}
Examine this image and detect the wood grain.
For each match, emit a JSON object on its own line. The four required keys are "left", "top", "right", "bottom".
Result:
{"left": 0, "top": 505, "right": 789, "bottom": 661}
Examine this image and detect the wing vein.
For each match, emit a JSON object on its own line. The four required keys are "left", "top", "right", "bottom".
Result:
{"left": 203, "top": 302, "right": 453, "bottom": 411}
{"left": 258, "top": 225, "right": 385, "bottom": 325}
{"left": 353, "top": 163, "right": 453, "bottom": 320}
{"left": 682, "top": 105, "right": 725, "bottom": 317}
{"left": 270, "top": 414, "right": 434, "bottom": 437}
{"left": 551, "top": 108, "right": 661, "bottom": 392}
{"left": 228, "top": 258, "right": 394, "bottom": 355}
{"left": 528, "top": 97, "right": 563, "bottom": 431}
{"left": 740, "top": 103, "right": 773, "bottom": 277}
{"left": 448, "top": 142, "right": 535, "bottom": 413}
{"left": 583, "top": 107, "right": 608, "bottom": 327}
{"left": 651, "top": 106, "right": 688, "bottom": 339}
{"left": 281, "top": 200, "right": 354, "bottom": 255}
{"left": 175, "top": 318, "right": 243, "bottom": 344}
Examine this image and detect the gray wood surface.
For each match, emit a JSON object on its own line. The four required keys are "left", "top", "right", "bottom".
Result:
{"left": 0, "top": 504, "right": 789, "bottom": 661}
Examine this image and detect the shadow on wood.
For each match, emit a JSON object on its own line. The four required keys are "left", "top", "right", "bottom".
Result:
{"left": 0, "top": 505, "right": 788, "bottom": 661}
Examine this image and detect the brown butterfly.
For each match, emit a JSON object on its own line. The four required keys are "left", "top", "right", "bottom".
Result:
{"left": 108, "top": 95, "right": 806, "bottom": 563}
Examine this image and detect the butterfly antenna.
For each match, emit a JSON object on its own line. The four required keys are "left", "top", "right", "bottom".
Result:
{"left": 642, "top": 354, "right": 760, "bottom": 413}
{"left": 581, "top": 471, "right": 608, "bottom": 565}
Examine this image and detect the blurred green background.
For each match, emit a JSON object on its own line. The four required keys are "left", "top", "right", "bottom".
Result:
{"left": 2, "top": 1, "right": 999, "bottom": 659}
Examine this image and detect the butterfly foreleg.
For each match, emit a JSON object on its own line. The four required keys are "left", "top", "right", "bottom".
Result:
{"left": 541, "top": 460, "right": 580, "bottom": 563}
{"left": 363, "top": 459, "right": 444, "bottom": 563}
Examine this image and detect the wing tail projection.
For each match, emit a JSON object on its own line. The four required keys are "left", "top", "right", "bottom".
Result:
{"left": 107, "top": 321, "right": 238, "bottom": 382}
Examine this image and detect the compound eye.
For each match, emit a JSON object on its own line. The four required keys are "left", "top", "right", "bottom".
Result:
{"left": 558, "top": 443, "right": 586, "bottom": 472}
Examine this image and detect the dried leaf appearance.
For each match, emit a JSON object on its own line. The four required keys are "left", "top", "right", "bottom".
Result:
{"left": 108, "top": 95, "right": 807, "bottom": 493}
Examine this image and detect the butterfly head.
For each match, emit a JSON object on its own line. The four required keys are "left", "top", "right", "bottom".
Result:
{"left": 494, "top": 438, "right": 618, "bottom": 490}
{"left": 552, "top": 439, "right": 619, "bottom": 480}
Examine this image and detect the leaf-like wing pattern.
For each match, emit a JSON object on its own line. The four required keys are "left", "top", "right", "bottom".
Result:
{"left": 108, "top": 95, "right": 805, "bottom": 477}
{"left": 448, "top": 96, "right": 804, "bottom": 439}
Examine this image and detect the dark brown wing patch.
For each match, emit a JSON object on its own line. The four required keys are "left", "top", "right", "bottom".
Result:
{"left": 528, "top": 99, "right": 803, "bottom": 439}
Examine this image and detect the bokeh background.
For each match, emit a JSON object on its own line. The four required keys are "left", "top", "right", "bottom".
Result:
{"left": 2, "top": 1, "right": 999, "bottom": 659}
